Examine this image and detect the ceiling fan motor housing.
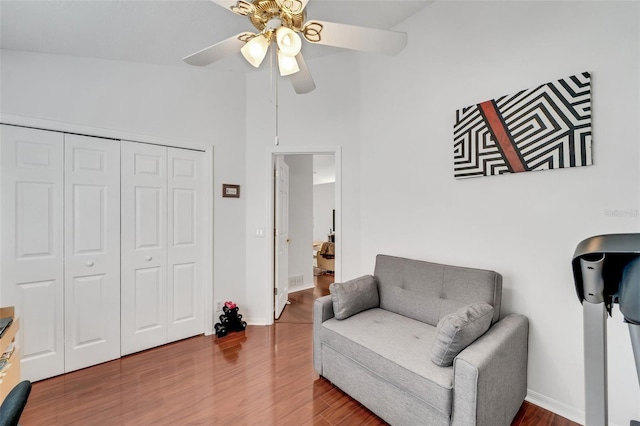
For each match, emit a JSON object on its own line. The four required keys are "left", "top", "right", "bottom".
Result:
{"left": 249, "top": 0, "right": 306, "bottom": 32}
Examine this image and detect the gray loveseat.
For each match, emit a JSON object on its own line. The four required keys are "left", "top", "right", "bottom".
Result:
{"left": 313, "top": 255, "right": 529, "bottom": 425}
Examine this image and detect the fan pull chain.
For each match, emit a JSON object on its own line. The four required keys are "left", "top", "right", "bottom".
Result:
{"left": 270, "top": 44, "right": 280, "bottom": 146}
{"left": 275, "top": 62, "right": 279, "bottom": 146}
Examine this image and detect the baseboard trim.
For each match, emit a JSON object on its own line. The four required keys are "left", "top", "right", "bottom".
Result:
{"left": 526, "top": 389, "right": 632, "bottom": 426}
{"left": 245, "top": 318, "right": 267, "bottom": 326}
{"left": 288, "top": 283, "right": 316, "bottom": 293}
{"left": 526, "top": 390, "right": 583, "bottom": 424}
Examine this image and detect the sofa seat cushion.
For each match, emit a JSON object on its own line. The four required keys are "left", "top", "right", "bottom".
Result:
{"left": 320, "top": 308, "right": 454, "bottom": 417}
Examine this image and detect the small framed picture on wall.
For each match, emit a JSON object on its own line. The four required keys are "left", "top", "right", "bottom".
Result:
{"left": 222, "top": 184, "right": 240, "bottom": 198}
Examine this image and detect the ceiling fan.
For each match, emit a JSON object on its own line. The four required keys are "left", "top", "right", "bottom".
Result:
{"left": 183, "top": 0, "right": 408, "bottom": 94}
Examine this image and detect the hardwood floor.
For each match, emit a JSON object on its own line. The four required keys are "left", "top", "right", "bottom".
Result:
{"left": 511, "top": 402, "right": 579, "bottom": 426}
{"left": 276, "top": 274, "right": 333, "bottom": 324}
{"left": 20, "top": 277, "right": 579, "bottom": 425}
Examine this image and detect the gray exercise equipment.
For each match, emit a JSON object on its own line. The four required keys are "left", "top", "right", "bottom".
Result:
{"left": 572, "top": 233, "right": 640, "bottom": 426}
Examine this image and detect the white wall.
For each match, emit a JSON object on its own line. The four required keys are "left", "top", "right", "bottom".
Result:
{"left": 243, "top": 51, "right": 362, "bottom": 324}
{"left": 285, "top": 155, "right": 314, "bottom": 290}
{"left": 0, "top": 50, "right": 248, "bottom": 324}
{"left": 314, "top": 182, "right": 335, "bottom": 242}
{"left": 358, "top": 1, "right": 639, "bottom": 425}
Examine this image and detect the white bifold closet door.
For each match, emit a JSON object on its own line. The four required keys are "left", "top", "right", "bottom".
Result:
{"left": 1, "top": 125, "right": 65, "bottom": 381}
{"left": 166, "top": 147, "right": 205, "bottom": 343}
{"left": 0, "top": 126, "right": 121, "bottom": 381}
{"left": 120, "top": 141, "right": 204, "bottom": 356}
{"left": 63, "top": 134, "right": 121, "bottom": 373}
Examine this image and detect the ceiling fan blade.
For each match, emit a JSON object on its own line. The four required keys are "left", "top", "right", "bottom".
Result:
{"left": 289, "top": 52, "right": 316, "bottom": 94}
{"left": 302, "top": 20, "right": 408, "bottom": 56}
{"left": 209, "top": 0, "right": 255, "bottom": 16}
{"left": 183, "top": 33, "right": 252, "bottom": 66}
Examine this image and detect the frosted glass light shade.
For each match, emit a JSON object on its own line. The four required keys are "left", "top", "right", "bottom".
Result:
{"left": 241, "top": 34, "right": 270, "bottom": 68}
{"left": 276, "top": 27, "right": 302, "bottom": 57}
{"left": 277, "top": 50, "right": 300, "bottom": 76}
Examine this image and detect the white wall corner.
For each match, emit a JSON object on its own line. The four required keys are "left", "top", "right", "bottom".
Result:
{"left": 526, "top": 389, "right": 584, "bottom": 425}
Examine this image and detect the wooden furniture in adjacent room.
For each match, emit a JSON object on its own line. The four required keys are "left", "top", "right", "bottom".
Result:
{"left": 316, "top": 242, "right": 335, "bottom": 273}
{"left": 0, "top": 306, "right": 20, "bottom": 403}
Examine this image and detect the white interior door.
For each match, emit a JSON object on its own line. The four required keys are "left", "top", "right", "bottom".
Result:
{"left": 64, "top": 134, "right": 121, "bottom": 372}
{"left": 0, "top": 125, "right": 65, "bottom": 381}
{"left": 121, "top": 141, "right": 168, "bottom": 355}
{"left": 274, "top": 156, "right": 290, "bottom": 319}
{"left": 167, "top": 147, "right": 204, "bottom": 342}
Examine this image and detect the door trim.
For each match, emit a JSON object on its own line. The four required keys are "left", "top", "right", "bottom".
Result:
{"left": 0, "top": 114, "right": 215, "bottom": 337}
{"left": 265, "top": 146, "right": 342, "bottom": 326}
{"left": 0, "top": 113, "right": 206, "bottom": 151}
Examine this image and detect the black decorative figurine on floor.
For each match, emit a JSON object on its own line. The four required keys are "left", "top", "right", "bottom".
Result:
{"left": 214, "top": 301, "right": 247, "bottom": 338}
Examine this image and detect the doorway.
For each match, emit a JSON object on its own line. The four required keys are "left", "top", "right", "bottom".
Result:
{"left": 275, "top": 154, "right": 336, "bottom": 323}
{"left": 266, "top": 147, "right": 342, "bottom": 325}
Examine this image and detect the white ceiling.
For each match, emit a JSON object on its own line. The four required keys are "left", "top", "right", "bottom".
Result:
{"left": 0, "top": 0, "right": 432, "bottom": 72}
{"left": 1, "top": 0, "right": 431, "bottom": 182}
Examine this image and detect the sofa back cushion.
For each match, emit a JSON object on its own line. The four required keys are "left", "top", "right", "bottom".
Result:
{"left": 430, "top": 303, "right": 495, "bottom": 367}
{"left": 330, "top": 275, "right": 379, "bottom": 320}
{"left": 374, "top": 255, "right": 502, "bottom": 326}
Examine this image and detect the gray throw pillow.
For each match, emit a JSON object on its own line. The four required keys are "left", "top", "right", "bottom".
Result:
{"left": 330, "top": 275, "right": 379, "bottom": 320}
{"left": 430, "top": 303, "right": 494, "bottom": 367}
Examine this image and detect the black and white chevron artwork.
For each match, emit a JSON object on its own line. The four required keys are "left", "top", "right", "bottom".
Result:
{"left": 453, "top": 72, "right": 592, "bottom": 179}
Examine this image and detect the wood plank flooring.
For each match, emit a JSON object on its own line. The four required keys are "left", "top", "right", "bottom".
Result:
{"left": 511, "top": 401, "right": 579, "bottom": 426}
{"left": 276, "top": 274, "right": 333, "bottom": 324}
{"left": 20, "top": 276, "right": 579, "bottom": 425}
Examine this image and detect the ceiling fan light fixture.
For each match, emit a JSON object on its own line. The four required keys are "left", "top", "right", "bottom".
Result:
{"left": 276, "top": 26, "right": 302, "bottom": 57}
{"left": 241, "top": 33, "right": 270, "bottom": 67}
{"left": 185, "top": 0, "right": 410, "bottom": 95}
{"left": 277, "top": 50, "right": 300, "bottom": 76}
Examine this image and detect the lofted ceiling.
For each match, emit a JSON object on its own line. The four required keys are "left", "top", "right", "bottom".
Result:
{"left": 0, "top": 0, "right": 432, "bottom": 72}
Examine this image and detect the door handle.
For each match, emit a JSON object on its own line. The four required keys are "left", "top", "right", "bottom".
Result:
{"left": 145, "top": 256, "right": 153, "bottom": 261}
{"left": 86, "top": 261, "right": 94, "bottom": 267}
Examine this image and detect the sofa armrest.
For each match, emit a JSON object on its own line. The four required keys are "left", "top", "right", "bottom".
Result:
{"left": 313, "top": 295, "right": 334, "bottom": 375}
{"left": 451, "top": 314, "right": 529, "bottom": 426}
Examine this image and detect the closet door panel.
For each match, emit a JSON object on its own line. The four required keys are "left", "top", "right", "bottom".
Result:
{"left": 64, "top": 134, "right": 121, "bottom": 373}
{"left": 167, "top": 148, "right": 204, "bottom": 342}
{"left": 0, "top": 125, "right": 65, "bottom": 381}
{"left": 16, "top": 182, "right": 55, "bottom": 258}
{"left": 134, "top": 266, "right": 163, "bottom": 330}
{"left": 135, "top": 187, "right": 163, "bottom": 248}
{"left": 16, "top": 279, "right": 60, "bottom": 381}
{"left": 121, "top": 141, "right": 168, "bottom": 356}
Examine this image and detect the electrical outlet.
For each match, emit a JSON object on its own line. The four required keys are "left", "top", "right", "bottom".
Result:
{"left": 215, "top": 300, "right": 223, "bottom": 311}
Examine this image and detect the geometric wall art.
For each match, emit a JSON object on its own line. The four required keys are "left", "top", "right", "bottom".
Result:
{"left": 453, "top": 72, "right": 592, "bottom": 179}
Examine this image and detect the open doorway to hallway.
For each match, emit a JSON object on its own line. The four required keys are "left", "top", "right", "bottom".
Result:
{"left": 274, "top": 274, "right": 332, "bottom": 323}
{"left": 273, "top": 153, "right": 337, "bottom": 323}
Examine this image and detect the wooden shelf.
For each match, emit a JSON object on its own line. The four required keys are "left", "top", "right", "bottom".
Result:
{"left": 0, "top": 306, "right": 20, "bottom": 403}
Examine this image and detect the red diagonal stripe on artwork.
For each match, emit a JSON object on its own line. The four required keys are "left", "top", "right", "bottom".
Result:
{"left": 478, "top": 100, "right": 527, "bottom": 173}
